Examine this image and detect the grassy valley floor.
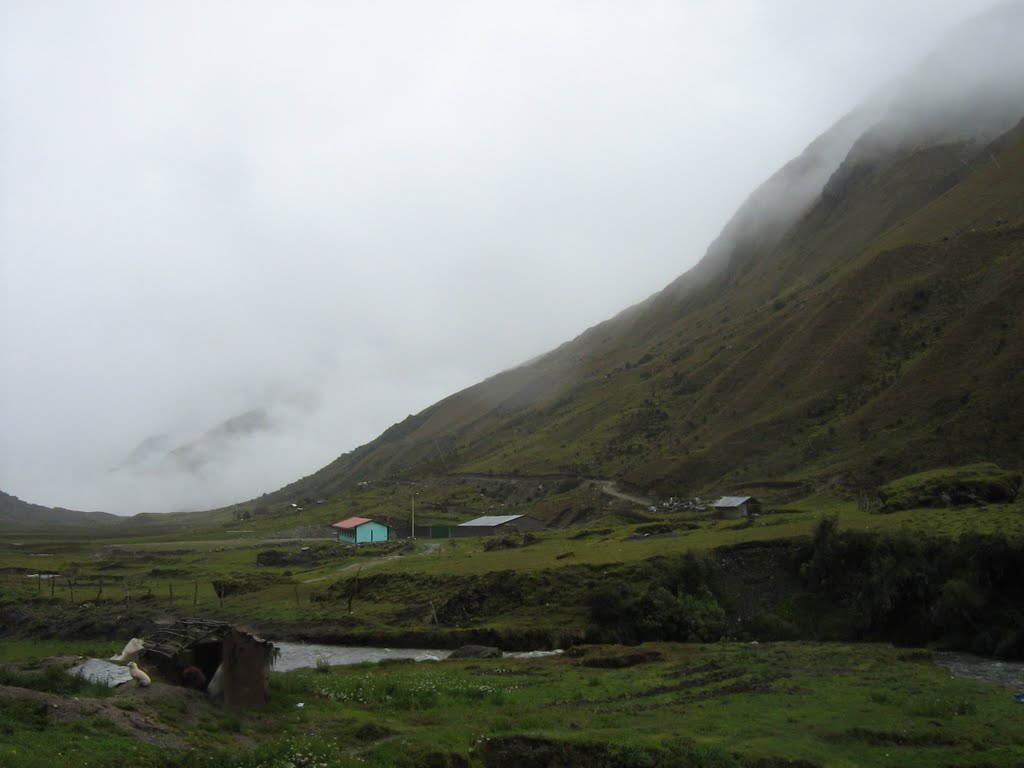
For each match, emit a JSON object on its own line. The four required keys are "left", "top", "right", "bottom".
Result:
{"left": 1, "top": 642, "right": 1022, "bottom": 767}
{"left": 2, "top": 487, "right": 1023, "bottom": 766}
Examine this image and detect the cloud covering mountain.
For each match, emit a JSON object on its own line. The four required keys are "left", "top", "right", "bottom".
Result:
{"left": 0, "top": 1, "right": 1008, "bottom": 513}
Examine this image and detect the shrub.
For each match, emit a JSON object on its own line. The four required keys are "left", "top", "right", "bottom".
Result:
{"left": 798, "top": 519, "right": 1024, "bottom": 657}
{"left": 587, "top": 563, "right": 726, "bottom": 644}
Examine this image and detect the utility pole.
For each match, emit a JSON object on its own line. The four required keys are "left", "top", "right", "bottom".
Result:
{"left": 411, "top": 494, "right": 416, "bottom": 539}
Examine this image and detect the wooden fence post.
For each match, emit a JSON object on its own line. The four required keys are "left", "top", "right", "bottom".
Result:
{"left": 347, "top": 567, "right": 361, "bottom": 614}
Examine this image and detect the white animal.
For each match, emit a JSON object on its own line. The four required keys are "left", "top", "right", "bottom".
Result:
{"left": 206, "top": 663, "right": 224, "bottom": 700}
{"left": 111, "top": 637, "right": 145, "bottom": 663}
{"left": 127, "top": 661, "right": 151, "bottom": 687}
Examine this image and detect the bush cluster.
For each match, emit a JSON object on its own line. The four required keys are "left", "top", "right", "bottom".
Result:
{"left": 586, "top": 552, "right": 726, "bottom": 643}
{"left": 799, "top": 518, "right": 1024, "bottom": 657}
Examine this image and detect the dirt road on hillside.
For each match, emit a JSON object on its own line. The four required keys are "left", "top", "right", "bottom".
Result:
{"left": 300, "top": 541, "right": 441, "bottom": 583}
{"left": 440, "top": 472, "right": 655, "bottom": 508}
{"left": 590, "top": 480, "right": 654, "bottom": 508}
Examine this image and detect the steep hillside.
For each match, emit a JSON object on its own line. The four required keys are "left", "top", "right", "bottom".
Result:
{"left": 262, "top": 3, "right": 1024, "bottom": 503}
{"left": 274, "top": 128, "right": 1022, "bottom": 501}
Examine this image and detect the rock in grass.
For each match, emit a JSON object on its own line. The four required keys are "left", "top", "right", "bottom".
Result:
{"left": 581, "top": 649, "right": 663, "bottom": 668}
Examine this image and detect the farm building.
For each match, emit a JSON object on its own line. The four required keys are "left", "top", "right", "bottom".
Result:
{"left": 449, "top": 514, "right": 544, "bottom": 538}
{"left": 712, "top": 496, "right": 760, "bottom": 519}
{"left": 332, "top": 516, "right": 390, "bottom": 544}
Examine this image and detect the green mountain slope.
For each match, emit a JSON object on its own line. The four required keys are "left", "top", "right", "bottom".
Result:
{"left": 271, "top": 30, "right": 1024, "bottom": 503}
{"left": 10, "top": 5, "right": 1021, "bottom": 522}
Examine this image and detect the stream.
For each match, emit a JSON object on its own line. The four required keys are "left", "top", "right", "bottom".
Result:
{"left": 271, "top": 643, "right": 1022, "bottom": 686}
{"left": 933, "top": 651, "right": 1024, "bottom": 689}
{"left": 271, "top": 642, "right": 562, "bottom": 672}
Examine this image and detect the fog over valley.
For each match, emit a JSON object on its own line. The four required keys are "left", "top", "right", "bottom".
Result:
{"left": 0, "top": 1, "right": 1008, "bottom": 514}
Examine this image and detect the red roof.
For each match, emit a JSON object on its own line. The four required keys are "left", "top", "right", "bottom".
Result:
{"left": 332, "top": 517, "right": 374, "bottom": 530}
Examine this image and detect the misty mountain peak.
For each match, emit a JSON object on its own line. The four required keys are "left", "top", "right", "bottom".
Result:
{"left": 864, "top": 0, "right": 1024, "bottom": 150}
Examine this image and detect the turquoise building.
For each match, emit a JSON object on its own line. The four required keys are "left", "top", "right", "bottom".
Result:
{"left": 332, "top": 516, "right": 390, "bottom": 544}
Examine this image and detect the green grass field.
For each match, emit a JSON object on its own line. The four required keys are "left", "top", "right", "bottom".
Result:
{"left": 1, "top": 642, "right": 1021, "bottom": 767}
{"left": 2, "top": 485, "right": 1023, "bottom": 766}
{"left": 1, "top": 492, "right": 1022, "bottom": 634}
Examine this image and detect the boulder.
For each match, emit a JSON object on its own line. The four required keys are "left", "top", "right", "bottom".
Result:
{"left": 447, "top": 644, "right": 502, "bottom": 659}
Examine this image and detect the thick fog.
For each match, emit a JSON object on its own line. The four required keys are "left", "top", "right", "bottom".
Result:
{"left": 0, "top": 1, "right": 1004, "bottom": 514}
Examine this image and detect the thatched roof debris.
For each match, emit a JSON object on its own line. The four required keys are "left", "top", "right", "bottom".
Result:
{"left": 142, "top": 618, "right": 277, "bottom": 707}
{"left": 144, "top": 618, "right": 234, "bottom": 662}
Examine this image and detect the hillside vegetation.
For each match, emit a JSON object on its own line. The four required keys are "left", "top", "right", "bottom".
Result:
{"left": 5, "top": 9, "right": 1024, "bottom": 524}
{"left": 263, "top": 114, "right": 1024, "bottom": 506}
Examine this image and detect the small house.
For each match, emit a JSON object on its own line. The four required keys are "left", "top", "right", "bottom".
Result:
{"left": 332, "top": 516, "right": 390, "bottom": 544}
{"left": 712, "top": 496, "right": 760, "bottom": 519}
{"left": 450, "top": 514, "right": 544, "bottom": 538}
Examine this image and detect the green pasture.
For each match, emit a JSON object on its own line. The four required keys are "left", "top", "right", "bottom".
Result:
{"left": 1, "top": 494, "right": 1021, "bottom": 637}
{"left": 2, "top": 642, "right": 1022, "bottom": 767}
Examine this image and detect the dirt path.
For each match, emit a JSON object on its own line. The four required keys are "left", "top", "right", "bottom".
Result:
{"left": 441, "top": 471, "right": 656, "bottom": 508}
{"left": 300, "top": 558, "right": 396, "bottom": 583}
{"left": 591, "top": 480, "right": 654, "bottom": 508}
{"left": 300, "top": 541, "right": 440, "bottom": 584}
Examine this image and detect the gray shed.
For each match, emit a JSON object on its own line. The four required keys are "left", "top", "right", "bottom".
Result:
{"left": 449, "top": 514, "right": 544, "bottom": 538}
{"left": 712, "top": 496, "right": 760, "bottom": 519}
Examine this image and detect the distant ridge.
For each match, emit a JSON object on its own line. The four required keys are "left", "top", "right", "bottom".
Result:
{"left": 114, "top": 407, "right": 275, "bottom": 477}
{"left": 0, "top": 489, "right": 119, "bottom": 526}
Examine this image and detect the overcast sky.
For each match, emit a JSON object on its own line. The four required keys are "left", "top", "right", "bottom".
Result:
{"left": 0, "top": 1, "right": 1000, "bottom": 514}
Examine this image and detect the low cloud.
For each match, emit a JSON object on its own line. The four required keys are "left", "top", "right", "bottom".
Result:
{"left": 0, "top": 1, "right": 1005, "bottom": 513}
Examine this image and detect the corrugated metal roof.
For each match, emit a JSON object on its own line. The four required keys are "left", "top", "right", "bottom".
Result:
{"left": 458, "top": 514, "right": 525, "bottom": 527}
{"left": 332, "top": 516, "right": 375, "bottom": 529}
{"left": 712, "top": 496, "right": 752, "bottom": 507}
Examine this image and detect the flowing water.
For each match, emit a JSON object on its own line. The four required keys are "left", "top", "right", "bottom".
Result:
{"left": 272, "top": 643, "right": 451, "bottom": 671}
{"left": 933, "top": 651, "right": 1024, "bottom": 689}
{"left": 272, "top": 643, "right": 1020, "bottom": 689}
{"left": 271, "top": 642, "right": 563, "bottom": 672}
